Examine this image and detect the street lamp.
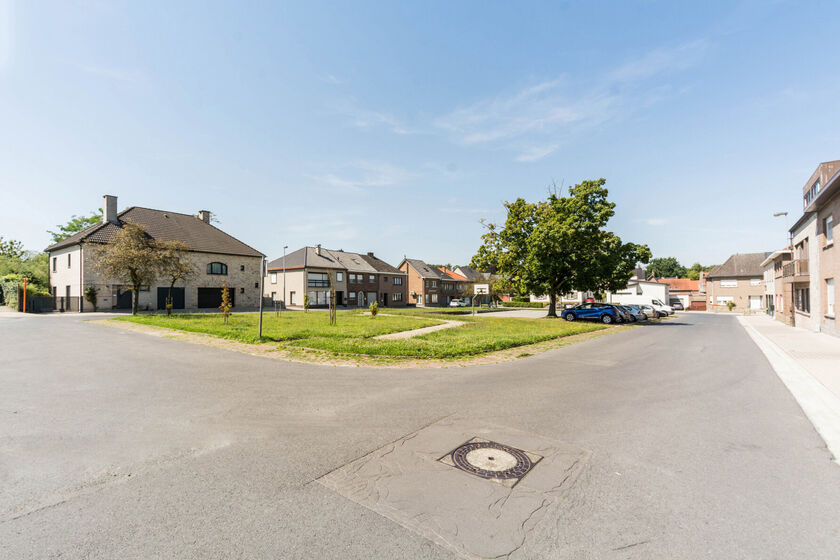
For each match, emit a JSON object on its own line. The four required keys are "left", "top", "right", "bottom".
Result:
{"left": 258, "top": 256, "right": 265, "bottom": 338}
{"left": 282, "top": 245, "right": 288, "bottom": 312}
{"left": 773, "top": 211, "right": 790, "bottom": 249}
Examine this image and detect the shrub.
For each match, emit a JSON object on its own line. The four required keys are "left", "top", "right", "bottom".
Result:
{"left": 303, "top": 294, "right": 310, "bottom": 312}
{"left": 84, "top": 286, "right": 98, "bottom": 311}
{"left": 219, "top": 281, "right": 232, "bottom": 323}
{"left": 502, "top": 301, "right": 546, "bottom": 308}
{"left": 512, "top": 295, "right": 531, "bottom": 303}
{"left": 369, "top": 301, "right": 378, "bottom": 317}
{"left": 726, "top": 300, "right": 736, "bottom": 312}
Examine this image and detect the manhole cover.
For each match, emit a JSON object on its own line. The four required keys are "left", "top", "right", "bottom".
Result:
{"left": 439, "top": 437, "right": 543, "bottom": 487}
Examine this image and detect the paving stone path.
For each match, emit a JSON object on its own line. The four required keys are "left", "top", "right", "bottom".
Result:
{"left": 373, "top": 316, "right": 466, "bottom": 340}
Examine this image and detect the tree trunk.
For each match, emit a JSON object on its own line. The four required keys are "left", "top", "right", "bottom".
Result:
{"left": 132, "top": 284, "right": 140, "bottom": 315}
{"left": 547, "top": 290, "right": 558, "bottom": 318}
{"left": 167, "top": 280, "right": 175, "bottom": 316}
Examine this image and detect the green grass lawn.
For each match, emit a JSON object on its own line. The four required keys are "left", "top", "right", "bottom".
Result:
{"left": 114, "top": 310, "right": 605, "bottom": 359}
{"left": 114, "top": 311, "right": 439, "bottom": 344}
{"left": 289, "top": 317, "right": 604, "bottom": 358}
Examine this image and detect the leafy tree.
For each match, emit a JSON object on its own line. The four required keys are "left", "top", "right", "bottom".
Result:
{"left": 219, "top": 279, "right": 232, "bottom": 323}
{"left": 157, "top": 241, "right": 197, "bottom": 316}
{"left": 646, "top": 257, "right": 687, "bottom": 279}
{"left": 686, "top": 262, "right": 715, "bottom": 281}
{"left": 48, "top": 210, "right": 103, "bottom": 244}
{"left": 90, "top": 223, "right": 163, "bottom": 315}
{"left": 84, "top": 286, "right": 99, "bottom": 311}
{"left": 0, "top": 237, "right": 26, "bottom": 259}
{"left": 369, "top": 301, "right": 378, "bottom": 317}
{"left": 472, "top": 179, "right": 650, "bottom": 318}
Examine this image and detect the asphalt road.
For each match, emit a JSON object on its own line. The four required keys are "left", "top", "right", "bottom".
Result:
{"left": 1, "top": 312, "right": 839, "bottom": 558}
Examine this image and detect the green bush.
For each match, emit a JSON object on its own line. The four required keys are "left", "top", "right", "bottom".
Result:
{"left": 369, "top": 301, "right": 378, "bottom": 316}
{"left": 502, "top": 301, "right": 546, "bottom": 308}
{"left": 726, "top": 300, "right": 736, "bottom": 312}
{"left": 511, "top": 295, "right": 531, "bottom": 303}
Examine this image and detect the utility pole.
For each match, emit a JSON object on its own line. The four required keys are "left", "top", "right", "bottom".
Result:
{"left": 282, "top": 245, "right": 288, "bottom": 312}
{"left": 258, "top": 257, "right": 265, "bottom": 338}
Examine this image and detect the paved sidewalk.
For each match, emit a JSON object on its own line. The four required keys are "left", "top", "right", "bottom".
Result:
{"left": 739, "top": 314, "right": 840, "bottom": 462}
{"left": 374, "top": 318, "right": 465, "bottom": 340}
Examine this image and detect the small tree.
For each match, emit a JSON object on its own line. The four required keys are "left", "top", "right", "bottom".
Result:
{"left": 303, "top": 294, "right": 309, "bottom": 312}
{"left": 158, "top": 241, "right": 197, "bottom": 316}
{"left": 328, "top": 271, "right": 337, "bottom": 325}
{"left": 84, "top": 286, "right": 98, "bottom": 311}
{"left": 219, "top": 280, "right": 232, "bottom": 323}
{"left": 369, "top": 301, "right": 378, "bottom": 317}
{"left": 726, "top": 300, "right": 736, "bottom": 312}
{"left": 90, "top": 223, "right": 163, "bottom": 315}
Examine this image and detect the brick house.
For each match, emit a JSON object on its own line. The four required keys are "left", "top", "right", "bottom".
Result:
{"left": 264, "top": 246, "right": 406, "bottom": 308}
{"left": 398, "top": 258, "right": 468, "bottom": 307}
{"left": 45, "top": 195, "right": 264, "bottom": 311}
{"left": 654, "top": 277, "right": 700, "bottom": 309}
{"left": 705, "top": 253, "right": 770, "bottom": 312}
{"left": 761, "top": 249, "right": 792, "bottom": 324}
{"left": 785, "top": 161, "right": 840, "bottom": 336}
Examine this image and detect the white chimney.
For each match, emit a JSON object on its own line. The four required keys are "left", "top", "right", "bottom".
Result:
{"left": 103, "top": 195, "right": 118, "bottom": 224}
{"left": 198, "top": 210, "right": 211, "bottom": 223}
{"left": 315, "top": 244, "right": 321, "bottom": 256}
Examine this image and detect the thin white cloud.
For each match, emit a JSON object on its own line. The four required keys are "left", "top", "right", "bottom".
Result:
{"left": 79, "top": 64, "right": 143, "bottom": 83}
{"left": 321, "top": 74, "right": 344, "bottom": 85}
{"left": 608, "top": 39, "right": 709, "bottom": 83}
{"left": 516, "top": 144, "right": 559, "bottom": 162}
{"left": 309, "top": 160, "right": 413, "bottom": 189}
{"left": 646, "top": 218, "right": 667, "bottom": 226}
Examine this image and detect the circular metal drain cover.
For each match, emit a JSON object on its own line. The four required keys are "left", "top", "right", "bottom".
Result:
{"left": 451, "top": 440, "right": 533, "bottom": 480}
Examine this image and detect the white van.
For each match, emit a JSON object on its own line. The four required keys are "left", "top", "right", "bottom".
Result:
{"left": 650, "top": 299, "right": 674, "bottom": 315}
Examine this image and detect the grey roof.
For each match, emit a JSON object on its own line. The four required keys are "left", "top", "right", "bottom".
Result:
{"left": 267, "top": 246, "right": 344, "bottom": 271}
{"left": 401, "top": 258, "right": 450, "bottom": 280}
{"left": 326, "top": 249, "right": 378, "bottom": 273}
{"left": 454, "top": 266, "right": 482, "bottom": 282}
{"left": 359, "top": 253, "right": 405, "bottom": 274}
{"left": 45, "top": 207, "right": 264, "bottom": 257}
{"left": 707, "top": 252, "right": 771, "bottom": 279}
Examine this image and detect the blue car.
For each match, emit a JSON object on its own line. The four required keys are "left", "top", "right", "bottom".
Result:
{"left": 561, "top": 302, "right": 622, "bottom": 324}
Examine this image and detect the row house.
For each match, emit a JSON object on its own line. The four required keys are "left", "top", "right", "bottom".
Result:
{"left": 782, "top": 160, "right": 840, "bottom": 336}
{"left": 705, "top": 253, "right": 769, "bottom": 311}
{"left": 45, "top": 195, "right": 264, "bottom": 311}
{"left": 398, "top": 259, "right": 469, "bottom": 307}
{"left": 264, "top": 245, "right": 407, "bottom": 308}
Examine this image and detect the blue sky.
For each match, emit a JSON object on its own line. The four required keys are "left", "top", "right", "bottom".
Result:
{"left": 2, "top": 1, "right": 839, "bottom": 267}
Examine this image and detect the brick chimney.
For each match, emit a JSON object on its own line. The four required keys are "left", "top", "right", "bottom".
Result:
{"left": 315, "top": 244, "right": 322, "bottom": 256}
{"left": 367, "top": 252, "right": 375, "bottom": 257}
{"left": 103, "top": 195, "right": 118, "bottom": 224}
{"left": 198, "top": 210, "right": 211, "bottom": 223}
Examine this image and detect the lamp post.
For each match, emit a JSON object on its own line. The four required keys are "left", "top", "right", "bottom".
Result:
{"left": 773, "top": 211, "right": 790, "bottom": 249}
{"left": 282, "top": 245, "right": 288, "bottom": 311}
{"left": 258, "top": 257, "right": 265, "bottom": 338}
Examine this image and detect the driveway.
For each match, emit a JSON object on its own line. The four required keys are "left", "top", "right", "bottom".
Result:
{"left": 1, "top": 313, "right": 839, "bottom": 558}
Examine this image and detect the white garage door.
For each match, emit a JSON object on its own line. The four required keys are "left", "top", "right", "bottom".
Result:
{"left": 749, "top": 296, "right": 762, "bottom": 310}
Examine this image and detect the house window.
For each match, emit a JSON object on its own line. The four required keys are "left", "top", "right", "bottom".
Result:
{"left": 827, "top": 278, "right": 835, "bottom": 317}
{"left": 750, "top": 279, "right": 761, "bottom": 286}
{"left": 254, "top": 282, "right": 259, "bottom": 288}
{"left": 67, "top": 254, "right": 71, "bottom": 268}
{"left": 431, "top": 294, "right": 438, "bottom": 303}
{"left": 289, "top": 291, "right": 296, "bottom": 305}
{"left": 349, "top": 274, "right": 356, "bottom": 283}
{"left": 369, "top": 275, "right": 375, "bottom": 282}
{"left": 432, "top": 281, "right": 437, "bottom": 288}
{"left": 337, "top": 272, "right": 343, "bottom": 282}
{"left": 307, "top": 272, "right": 329, "bottom": 287}
{"left": 271, "top": 273, "right": 277, "bottom": 284}
{"left": 721, "top": 279, "right": 737, "bottom": 288}
{"left": 271, "top": 291, "right": 276, "bottom": 300}
{"left": 795, "top": 287, "right": 811, "bottom": 313}
{"left": 425, "top": 294, "right": 429, "bottom": 304}
{"left": 383, "top": 276, "right": 388, "bottom": 283}
{"left": 240, "top": 287, "right": 245, "bottom": 294}
{"left": 393, "top": 277, "right": 402, "bottom": 286}
{"left": 393, "top": 292, "right": 402, "bottom": 301}
{"left": 826, "top": 215, "right": 834, "bottom": 245}
{"left": 349, "top": 292, "right": 356, "bottom": 299}
{"left": 52, "top": 257, "right": 56, "bottom": 272}
{"left": 240, "top": 265, "right": 245, "bottom": 271}
{"left": 207, "top": 262, "right": 228, "bottom": 275}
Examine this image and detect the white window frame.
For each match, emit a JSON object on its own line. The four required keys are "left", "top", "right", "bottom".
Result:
{"left": 393, "top": 277, "right": 402, "bottom": 285}
{"left": 337, "top": 272, "right": 343, "bottom": 282}
{"left": 270, "top": 273, "right": 277, "bottom": 284}
{"left": 431, "top": 294, "right": 438, "bottom": 303}
{"left": 826, "top": 215, "right": 834, "bottom": 245}
{"left": 750, "top": 278, "right": 761, "bottom": 286}
{"left": 721, "top": 279, "right": 738, "bottom": 288}
{"left": 827, "top": 278, "right": 835, "bottom": 317}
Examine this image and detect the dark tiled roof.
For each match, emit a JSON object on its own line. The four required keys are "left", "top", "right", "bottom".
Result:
{"left": 46, "top": 207, "right": 263, "bottom": 257}
{"left": 326, "top": 249, "right": 378, "bottom": 273}
{"left": 707, "top": 252, "right": 771, "bottom": 278}
{"left": 267, "top": 246, "right": 346, "bottom": 271}
{"left": 455, "top": 266, "right": 481, "bottom": 281}
{"left": 358, "top": 253, "right": 405, "bottom": 274}
{"left": 401, "top": 258, "right": 450, "bottom": 280}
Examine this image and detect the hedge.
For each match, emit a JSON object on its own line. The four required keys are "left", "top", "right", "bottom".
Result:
{"left": 501, "top": 301, "right": 546, "bottom": 308}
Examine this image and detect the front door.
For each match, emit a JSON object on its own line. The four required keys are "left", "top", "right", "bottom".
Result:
{"left": 115, "top": 288, "right": 133, "bottom": 309}
{"left": 749, "top": 295, "right": 762, "bottom": 310}
{"left": 382, "top": 293, "right": 388, "bottom": 307}
{"left": 336, "top": 291, "right": 344, "bottom": 306}
{"left": 157, "top": 287, "right": 185, "bottom": 310}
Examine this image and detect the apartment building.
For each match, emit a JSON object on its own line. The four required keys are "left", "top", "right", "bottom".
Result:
{"left": 45, "top": 195, "right": 264, "bottom": 311}
{"left": 398, "top": 258, "right": 467, "bottom": 307}
{"left": 786, "top": 161, "right": 840, "bottom": 336}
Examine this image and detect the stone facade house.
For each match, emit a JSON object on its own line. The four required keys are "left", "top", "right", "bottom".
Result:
{"left": 705, "top": 252, "right": 770, "bottom": 312}
{"left": 45, "top": 195, "right": 265, "bottom": 311}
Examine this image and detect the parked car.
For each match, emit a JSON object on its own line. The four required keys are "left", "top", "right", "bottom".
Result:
{"left": 669, "top": 298, "right": 685, "bottom": 311}
{"left": 623, "top": 304, "right": 648, "bottom": 321}
{"left": 449, "top": 298, "right": 469, "bottom": 307}
{"left": 562, "top": 302, "right": 623, "bottom": 324}
{"left": 639, "top": 304, "right": 661, "bottom": 319}
{"left": 616, "top": 305, "right": 636, "bottom": 322}
{"left": 651, "top": 299, "right": 674, "bottom": 315}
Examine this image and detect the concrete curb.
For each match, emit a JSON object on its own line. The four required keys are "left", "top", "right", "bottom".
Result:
{"left": 738, "top": 316, "right": 840, "bottom": 464}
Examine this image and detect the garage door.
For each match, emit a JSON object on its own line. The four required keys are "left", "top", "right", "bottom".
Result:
{"left": 157, "top": 287, "right": 185, "bottom": 310}
{"left": 749, "top": 296, "right": 762, "bottom": 310}
{"left": 197, "top": 287, "right": 235, "bottom": 309}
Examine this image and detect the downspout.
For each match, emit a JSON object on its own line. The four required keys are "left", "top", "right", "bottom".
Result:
{"left": 79, "top": 244, "right": 84, "bottom": 313}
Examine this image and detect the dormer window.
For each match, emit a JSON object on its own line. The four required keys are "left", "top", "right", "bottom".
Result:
{"left": 207, "top": 262, "right": 228, "bottom": 275}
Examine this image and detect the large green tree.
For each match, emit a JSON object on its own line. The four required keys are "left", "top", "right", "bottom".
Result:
{"left": 471, "top": 179, "right": 650, "bottom": 317}
{"left": 646, "top": 257, "right": 687, "bottom": 279}
{"left": 686, "top": 262, "right": 715, "bottom": 280}
{"left": 48, "top": 210, "right": 103, "bottom": 244}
